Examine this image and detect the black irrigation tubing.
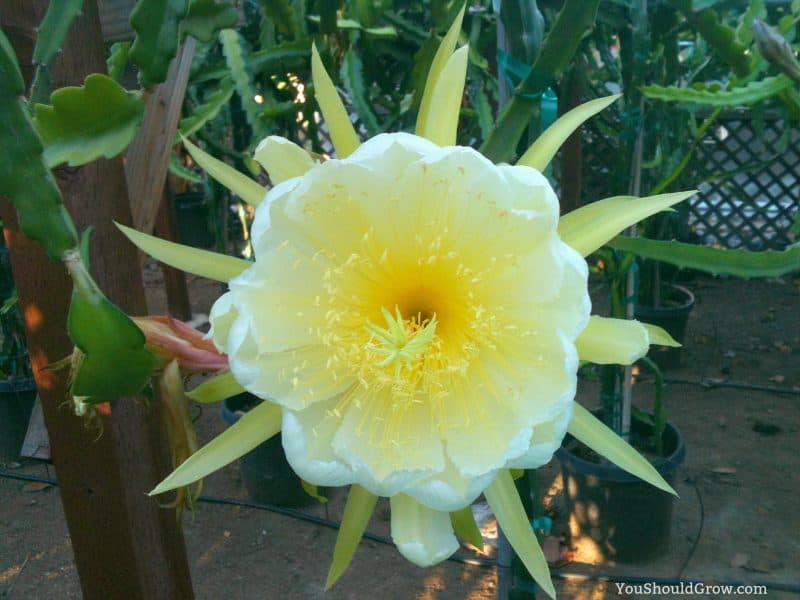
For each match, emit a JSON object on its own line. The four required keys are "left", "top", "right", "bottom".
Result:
{"left": 664, "top": 377, "right": 800, "bottom": 396}
{"left": 2, "top": 468, "right": 799, "bottom": 594}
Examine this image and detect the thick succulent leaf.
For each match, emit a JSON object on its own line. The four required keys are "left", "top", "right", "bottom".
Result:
{"left": 181, "top": 0, "right": 238, "bottom": 42}
{"left": 557, "top": 191, "right": 695, "bottom": 257}
{"left": 107, "top": 42, "right": 131, "bottom": 82}
{"left": 484, "top": 470, "right": 555, "bottom": 599}
{"left": 643, "top": 76, "right": 793, "bottom": 107}
{"left": 181, "top": 135, "right": 266, "bottom": 205}
{"left": 130, "top": 0, "right": 190, "bottom": 87}
{"left": 34, "top": 74, "right": 145, "bottom": 168}
{"left": 568, "top": 403, "right": 676, "bottom": 496}
{"left": 260, "top": 0, "right": 295, "bottom": 36}
{"left": 219, "top": 28, "right": 268, "bottom": 138}
{"left": 449, "top": 506, "right": 484, "bottom": 550}
{"left": 608, "top": 236, "right": 800, "bottom": 279}
{"left": 419, "top": 45, "right": 469, "bottom": 146}
{"left": 191, "top": 41, "right": 310, "bottom": 84}
{"left": 67, "top": 258, "right": 157, "bottom": 399}
{"left": 576, "top": 316, "right": 650, "bottom": 365}
{"left": 186, "top": 371, "right": 245, "bottom": 403}
{"left": 416, "top": 3, "right": 465, "bottom": 137}
{"left": 150, "top": 400, "right": 282, "bottom": 495}
{"left": 306, "top": 16, "right": 396, "bottom": 37}
{"left": 116, "top": 222, "right": 250, "bottom": 282}
{"left": 178, "top": 76, "right": 234, "bottom": 137}
{"left": 340, "top": 45, "right": 381, "bottom": 136}
{"left": 311, "top": 44, "right": 360, "bottom": 157}
{"left": 517, "top": 94, "right": 620, "bottom": 171}
{"left": 32, "top": 0, "right": 83, "bottom": 67}
{"left": 326, "top": 485, "right": 378, "bottom": 589}
{"left": 0, "top": 30, "right": 78, "bottom": 260}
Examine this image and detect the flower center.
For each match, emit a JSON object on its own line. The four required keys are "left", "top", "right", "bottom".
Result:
{"left": 365, "top": 307, "right": 438, "bottom": 380}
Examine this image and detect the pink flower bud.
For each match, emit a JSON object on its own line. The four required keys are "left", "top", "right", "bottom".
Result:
{"left": 132, "top": 316, "right": 228, "bottom": 374}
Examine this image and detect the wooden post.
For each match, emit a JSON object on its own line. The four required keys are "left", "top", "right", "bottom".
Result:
{"left": 0, "top": 2, "right": 194, "bottom": 599}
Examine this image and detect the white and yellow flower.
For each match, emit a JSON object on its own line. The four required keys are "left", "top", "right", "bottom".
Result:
{"left": 118, "top": 7, "right": 690, "bottom": 597}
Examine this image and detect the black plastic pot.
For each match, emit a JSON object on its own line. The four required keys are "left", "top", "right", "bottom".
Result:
{"left": 173, "top": 191, "right": 214, "bottom": 249}
{"left": 0, "top": 377, "right": 36, "bottom": 464}
{"left": 221, "top": 393, "right": 315, "bottom": 507}
{"left": 635, "top": 284, "right": 695, "bottom": 369}
{"left": 556, "top": 417, "right": 686, "bottom": 563}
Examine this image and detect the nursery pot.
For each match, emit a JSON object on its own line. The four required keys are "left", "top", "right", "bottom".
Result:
{"left": 221, "top": 393, "right": 315, "bottom": 507}
{"left": 173, "top": 191, "right": 214, "bottom": 249}
{"left": 556, "top": 417, "right": 685, "bottom": 563}
{"left": 634, "top": 284, "right": 695, "bottom": 369}
{"left": 0, "top": 377, "right": 36, "bottom": 464}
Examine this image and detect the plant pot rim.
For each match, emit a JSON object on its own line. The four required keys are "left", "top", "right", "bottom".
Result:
{"left": 557, "top": 419, "right": 686, "bottom": 482}
{"left": 636, "top": 284, "right": 695, "bottom": 313}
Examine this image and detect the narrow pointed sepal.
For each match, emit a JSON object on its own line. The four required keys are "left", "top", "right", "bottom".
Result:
{"left": 576, "top": 316, "right": 649, "bottom": 365}
{"left": 484, "top": 470, "right": 556, "bottom": 599}
{"left": 642, "top": 323, "right": 681, "bottom": 347}
{"left": 449, "top": 505, "right": 484, "bottom": 551}
{"left": 186, "top": 371, "right": 245, "bottom": 404}
{"left": 253, "top": 135, "right": 315, "bottom": 184}
{"left": 149, "top": 400, "right": 281, "bottom": 495}
{"left": 558, "top": 191, "right": 696, "bottom": 257}
{"left": 390, "top": 494, "right": 459, "bottom": 567}
{"left": 517, "top": 94, "right": 621, "bottom": 171}
{"left": 419, "top": 45, "right": 469, "bottom": 146}
{"left": 116, "top": 222, "right": 250, "bottom": 283}
{"left": 325, "top": 485, "right": 378, "bottom": 589}
{"left": 311, "top": 44, "right": 360, "bottom": 158}
{"left": 568, "top": 403, "right": 677, "bottom": 496}
{"left": 416, "top": 3, "right": 466, "bottom": 136}
{"left": 181, "top": 136, "right": 266, "bottom": 206}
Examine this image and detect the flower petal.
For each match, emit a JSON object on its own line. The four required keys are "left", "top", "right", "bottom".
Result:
{"left": 418, "top": 45, "right": 469, "bottom": 146}
{"left": 642, "top": 322, "right": 680, "bottom": 347}
{"left": 484, "top": 470, "right": 556, "bottom": 599}
{"left": 507, "top": 401, "right": 573, "bottom": 469}
{"left": 390, "top": 494, "right": 459, "bottom": 567}
{"left": 181, "top": 135, "right": 266, "bottom": 206}
{"left": 404, "top": 458, "right": 495, "bottom": 512}
{"left": 116, "top": 223, "right": 251, "bottom": 282}
{"left": 311, "top": 44, "right": 360, "bottom": 158}
{"left": 517, "top": 94, "right": 621, "bottom": 171}
{"left": 186, "top": 371, "right": 245, "bottom": 404}
{"left": 558, "top": 191, "right": 696, "bottom": 256}
{"left": 208, "top": 291, "right": 238, "bottom": 351}
{"left": 326, "top": 485, "right": 378, "bottom": 589}
{"left": 575, "top": 316, "right": 650, "bottom": 365}
{"left": 449, "top": 506, "right": 485, "bottom": 550}
{"left": 568, "top": 403, "right": 677, "bottom": 495}
{"left": 253, "top": 135, "right": 315, "bottom": 184}
{"left": 149, "top": 400, "right": 281, "bottom": 495}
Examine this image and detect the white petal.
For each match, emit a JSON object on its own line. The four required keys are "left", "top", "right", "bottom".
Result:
{"left": 253, "top": 135, "right": 314, "bottom": 184}
{"left": 405, "top": 459, "right": 495, "bottom": 512}
{"left": 575, "top": 316, "right": 650, "bottom": 365}
{"left": 346, "top": 132, "right": 439, "bottom": 171}
{"left": 208, "top": 292, "right": 238, "bottom": 352}
{"left": 390, "top": 494, "right": 459, "bottom": 567}
{"left": 507, "top": 402, "right": 574, "bottom": 469}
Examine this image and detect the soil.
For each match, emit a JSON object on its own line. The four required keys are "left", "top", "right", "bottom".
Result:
{"left": 1, "top": 264, "right": 799, "bottom": 599}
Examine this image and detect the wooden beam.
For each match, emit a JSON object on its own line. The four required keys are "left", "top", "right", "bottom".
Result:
{"left": 155, "top": 184, "right": 193, "bottom": 321}
{"left": 1, "top": 2, "right": 194, "bottom": 599}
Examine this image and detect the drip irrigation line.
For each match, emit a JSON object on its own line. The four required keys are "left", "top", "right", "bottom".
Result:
{"left": 2, "top": 468, "right": 798, "bottom": 593}
{"left": 677, "top": 476, "right": 704, "bottom": 580}
{"left": 663, "top": 377, "right": 800, "bottom": 396}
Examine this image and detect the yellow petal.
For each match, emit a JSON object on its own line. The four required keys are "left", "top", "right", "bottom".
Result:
{"left": 484, "top": 470, "right": 556, "bottom": 599}
{"left": 575, "top": 316, "right": 649, "bottom": 365}
{"left": 325, "top": 485, "right": 378, "bottom": 589}
{"left": 449, "top": 506, "right": 484, "bottom": 551}
{"left": 186, "top": 371, "right": 245, "bottom": 404}
{"left": 416, "top": 3, "right": 465, "bottom": 136}
{"left": 181, "top": 135, "right": 266, "bottom": 206}
{"left": 642, "top": 323, "right": 681, "bottom": 347}
{"left": 419, "top": 45, "right": 469, "bottom": 146}
{"left": 116, "top": 222, "right": 250, "bottom": 282}
{"left": 558, "top": 191, "right": 696, "bottom": 256}
{"left": 568, "top": 403, "right": 677, "bottom": 496}
{"left": 517, "top": 94, "right": 621, "bottom": 171}
{"left": 149, "top": 400, "right": 281, "bottom": 495}
{"left": 253, "top": 135, "right": 315, "bottom": 184}
{"left": 311, "top": 44, "right": 360, "bottom": 158}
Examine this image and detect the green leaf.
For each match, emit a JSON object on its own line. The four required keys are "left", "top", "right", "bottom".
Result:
{"left": 449, "top": 506, "right": 484, "bottom": 550}
{"left": 32, "top": 0, "right": 83, "bottom": 67}
{"left": 305, "top": 16, "right": 397, "bottom": 37}
{"left": 181, "top": 0, "right": 239, "bottom": 43}
{"left": 168, "top": 153, "right": 204, "bottom": 183}
{"left": 607, "top": 237, "right": 800, "bottom": 279}
{"left": 301, "top": 479, "right": 328, "bottom": 503}
{"left": 0, "top": 29, "right": 78, "bottom": 260}
{"left": 107, "top": 42, "right": 131, "bottom": 82}
{"left": 326, "top": 485, "right": 378, "bottom": 589}
{"left": 67, "top": 258, "right": 157, "bottom": 399}
{"left": 259, "top": 0, "right": 295, "bottom": 36}
{"left": 340, "top": 43, "right": 381, "bottom": 136}
{"left": 568, "top": 403, "right": 676, "bottom": 496}
{"left": 130, "top": 0, "right": 190, "bottom": 87}
{"left": 316, "top": 0, "right": 339, "bottom": 34}
{"left": 186, "top": 371, "right": 245, "bottom": 403}
{"left": 178, "top": 76, "right": 234, "bottom": 137}
{"left": 219, "top": 28, "right": 268, "bottom": 138}
{"left": 150, "top": 400, "right": 282, "bottom": 494}
{"left": 34, "top": 74, "right": 145, "bottom": 168}
{"left": 643, "top": 75, "right": 793, "bottom": 107}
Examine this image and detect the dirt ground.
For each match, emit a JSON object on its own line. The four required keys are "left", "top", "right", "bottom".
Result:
{"left": 1, "top": 265, "right": 798, "bottom": 599}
